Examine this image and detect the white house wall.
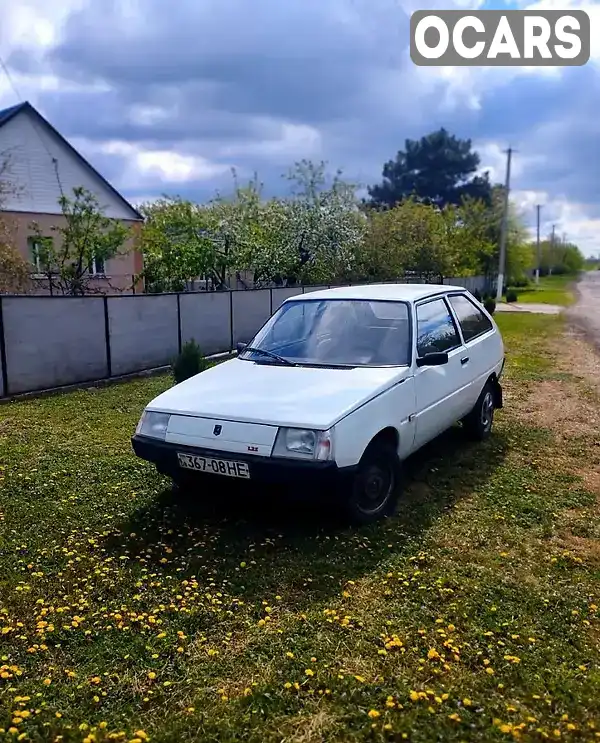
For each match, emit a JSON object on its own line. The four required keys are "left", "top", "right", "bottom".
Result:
{"left": 0, "top": 107, "right": 136, "bottom": 220}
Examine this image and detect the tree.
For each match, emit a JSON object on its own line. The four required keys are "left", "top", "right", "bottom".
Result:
{"left": 30, "top": 186, "right": 131, "bottom": 295}
{"left": 138, "top": 197, "right": 221, "bottom": 292}
{"left": 442, "top": 197, "right": 496, "bottom": 277}
{"left": 280, "top": 160, "right": 366, "bottom": 284}
{"left": 538, "top": 238, "right": 585, "bottom": 275}
{"left": 0, "top": 152, "right": 31, "bottom": 293}
{"left": 367, "top": 129, "right": 493, "bottom": 210}
{"left": 209, "top": 172, "right": 297, "bottom": 288}
{"left": 362, "top": 199, "right": 452, "bottom": 282}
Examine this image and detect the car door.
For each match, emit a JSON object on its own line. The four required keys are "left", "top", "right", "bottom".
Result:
{"left": 446, "top": 293, "right": 500, "bottom": 409}
{"left": 412, "top": 296, "right": 469, "bottom": 450}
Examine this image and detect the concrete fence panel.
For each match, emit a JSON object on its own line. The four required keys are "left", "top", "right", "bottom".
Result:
{"left": 108, "top": 295, "right": 179, "bottom": 376}
{"left": 302, "top": 285, "right": 329, "bottom": 294}
{"left": 1, "top": 275, "right": 490, "bottom": 397}
{"left": 180, "top": 291, "right": 231, "bottom": 355}
{"left": 272, "top": 287, "right": 303, "bottom": 312}
{"left": 444, "top": 276, "right": 488, "bottom": 294}
{"left": 3, "top": 296, "right": 107, "bottom": 394}
{"left": 232, "top": 290, "right": 271, "bottom": 346}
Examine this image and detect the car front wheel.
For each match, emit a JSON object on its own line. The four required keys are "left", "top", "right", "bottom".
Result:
{"left": 342, "top": 439, "right": 401, "bottom": 525}
{"left": 463, "top": 381, "right": 496, "bottom": 441}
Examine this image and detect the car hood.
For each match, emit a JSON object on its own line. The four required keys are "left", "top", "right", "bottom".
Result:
{"left": 147, "top": 358, "right": 410, "bottom": 429}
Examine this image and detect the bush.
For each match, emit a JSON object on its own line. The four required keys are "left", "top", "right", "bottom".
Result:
{"left": 473, "top": 289, "right": 482, "bottom": 302}
{"left": 505, "top": 289, "right": 518, "bottom": 303}
{"left": 483, "top": 297, "right": 496, "bottom": 315}
{"left": 172, "top": 340, "right": 208, "bottom": 384}
{"left": 511, "top": 276, "right": 531, "bottom": 288}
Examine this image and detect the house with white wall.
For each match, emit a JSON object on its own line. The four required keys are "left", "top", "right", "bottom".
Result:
{"left": 0, "top": 101, "right": 143, "bottom": 293}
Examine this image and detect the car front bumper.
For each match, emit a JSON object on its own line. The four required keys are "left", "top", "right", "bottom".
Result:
{"left": 131, "top": 435, "right": 355, "bottom": 490}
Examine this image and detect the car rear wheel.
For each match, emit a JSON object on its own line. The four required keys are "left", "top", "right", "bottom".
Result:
{"left": 462, "top": 381, "right": 496, "bottom": 441}
{"left": 342, "top": 440, "right": 401, "bottom": 525}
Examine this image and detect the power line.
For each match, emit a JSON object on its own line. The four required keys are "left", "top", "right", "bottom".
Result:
{"left": 0, "top": 50, "right": 65, "bottom": 199}
{"left": 0, "top": 53, "right": 22, "bottom": 102}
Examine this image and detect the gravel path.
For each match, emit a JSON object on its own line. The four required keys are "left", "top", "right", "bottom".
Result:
{"left": 568, "top": 271, "right": 600, "bottom": 351}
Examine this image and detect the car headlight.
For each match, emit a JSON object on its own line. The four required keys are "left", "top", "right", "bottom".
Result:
{"left": 136, "top": 410, "right": 171, "bottom": 441}
{"left": 272, "top": 427, "right": 334, "bottom": 461}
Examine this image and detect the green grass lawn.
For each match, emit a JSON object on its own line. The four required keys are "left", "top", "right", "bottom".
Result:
{"left": 1, "top": 314, "right": 599, "bottom": 742}
{"left": 511, "top": 275, "right": 576, "bottom": 306}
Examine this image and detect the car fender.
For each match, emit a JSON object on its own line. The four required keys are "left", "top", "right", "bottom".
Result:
{"left": 332, "top": 377, "right": 417, "bottom": 468}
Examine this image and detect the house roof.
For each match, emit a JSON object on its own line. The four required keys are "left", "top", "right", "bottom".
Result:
{"left": 0, "top": 100, "right": 143, "bottom": 221}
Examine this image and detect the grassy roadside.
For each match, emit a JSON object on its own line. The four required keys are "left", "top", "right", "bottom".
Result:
{"left": 513, "top": 275, "right": 576, "bottom": 306}
{"left": 1, "top": 313, "right": 599, "bottom": 742}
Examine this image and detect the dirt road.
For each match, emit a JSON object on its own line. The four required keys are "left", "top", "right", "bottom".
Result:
{"left": 568, "top": 271, "right": 600, "bottom": 351}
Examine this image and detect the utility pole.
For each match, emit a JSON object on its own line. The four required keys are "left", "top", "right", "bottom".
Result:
{"left": 496, "top": 147, "right": 514, "bottom": 302}
{"left": 535, "top": 204, "right": 541, "bottom": 285}
{"left": 549, "top": 224, "right": 556, "bottom": 276}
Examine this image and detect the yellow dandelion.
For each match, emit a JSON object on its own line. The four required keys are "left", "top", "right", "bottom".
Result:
{"left": 305, "top": 669, "right": 314, "bottom": 677}
{"left": 367, "top": 709, "right": 380, "bottom": 719}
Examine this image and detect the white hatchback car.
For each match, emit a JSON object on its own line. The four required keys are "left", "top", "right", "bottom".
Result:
{"left": 132, "top": 284, "right": 505, "bottom": 523}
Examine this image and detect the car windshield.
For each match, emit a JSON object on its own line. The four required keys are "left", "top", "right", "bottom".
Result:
{"left": 241, "top": 298, "right": 411, "bottom": 367}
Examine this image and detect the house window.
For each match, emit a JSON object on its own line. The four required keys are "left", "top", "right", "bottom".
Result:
{"left": 89, "top": 255, "right": 106, "bottom": 276}
{"left": 28, "top": 237, "right": 52, "bottom": 274}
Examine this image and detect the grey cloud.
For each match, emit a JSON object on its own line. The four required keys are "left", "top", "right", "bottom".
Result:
{"left": 6, "top": 0, "right": 598, "bottom": 252}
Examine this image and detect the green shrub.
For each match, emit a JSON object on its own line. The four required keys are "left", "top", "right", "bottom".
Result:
{"left": 511, "top": 276, "right": 531, "bottom": 288}
{"left": 505, "top": 289, "right": 518, "bottom": 303}
{"left": 172, "top": 340, "right": 208, "bottom": 384}
{"left": 483, "top": 297, "right": 496, "bottom": 315}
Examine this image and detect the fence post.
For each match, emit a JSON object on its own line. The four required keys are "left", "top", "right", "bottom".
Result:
{"left": 103, "top": 295, "right": 112, "bottom": 378}
{"left": 229, "top": 290, "right": 234, "bottom": 350}
{"left": 0, "top": 296, "right": 9, "bottom": 397}
{"left": 176, "top": 293, "right": 182, "bottom": 353}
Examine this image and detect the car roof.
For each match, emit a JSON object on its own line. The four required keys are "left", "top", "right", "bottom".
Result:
{"left": 284, "top": 283, "right": 469, "bottom": 304}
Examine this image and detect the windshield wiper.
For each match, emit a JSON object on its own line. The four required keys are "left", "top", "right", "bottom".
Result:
{"left": 240, "top": 347, "right": 296, "bottom": 366}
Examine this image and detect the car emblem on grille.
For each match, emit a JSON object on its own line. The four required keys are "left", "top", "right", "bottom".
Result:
{"left": 213, "top": 425, "right": 222, "bottom": 436}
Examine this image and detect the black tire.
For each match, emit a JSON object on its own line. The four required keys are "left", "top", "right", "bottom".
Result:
{"left": 342, "top": 439, "right": 401, "bottom": 525}
{"left": 463, "top": 381, "right": 496, "bottom": 441}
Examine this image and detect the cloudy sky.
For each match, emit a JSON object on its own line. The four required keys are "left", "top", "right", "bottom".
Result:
{"left": 1, "top": 0, "right": 599, "bottom": 255}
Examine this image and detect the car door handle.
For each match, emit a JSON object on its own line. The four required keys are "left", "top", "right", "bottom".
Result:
{"left": 461, "top": 357, "right": 470, "bottom": 365}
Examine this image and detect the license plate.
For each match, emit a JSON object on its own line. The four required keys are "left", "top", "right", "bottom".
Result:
{"left": 177, "top": 452, "right": 250, "bottom": 479}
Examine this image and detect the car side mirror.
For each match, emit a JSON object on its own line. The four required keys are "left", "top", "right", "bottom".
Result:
{"left": 236, "top": 342, "right": 247, "bottom": 354}
{"left": 416, "top": 351, "right": 449, "bottom": 367}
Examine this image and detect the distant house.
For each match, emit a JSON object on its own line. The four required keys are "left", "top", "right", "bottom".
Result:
{"left": 0, "top": 101, "right": 143, "bottom": 294}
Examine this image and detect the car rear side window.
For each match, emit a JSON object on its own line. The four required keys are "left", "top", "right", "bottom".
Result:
{"left": 416, "top": 298, "right": 460, "bottom": 356}
{"left": 448, "top": 294, "right": 493, "bottom": 342}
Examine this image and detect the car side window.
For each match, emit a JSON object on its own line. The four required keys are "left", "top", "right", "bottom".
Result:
{"left": 416, "top": 298, "right": 460, "bottom": 356}
{"left": 448, "top": 294, "right": 493, "bottom": 343}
